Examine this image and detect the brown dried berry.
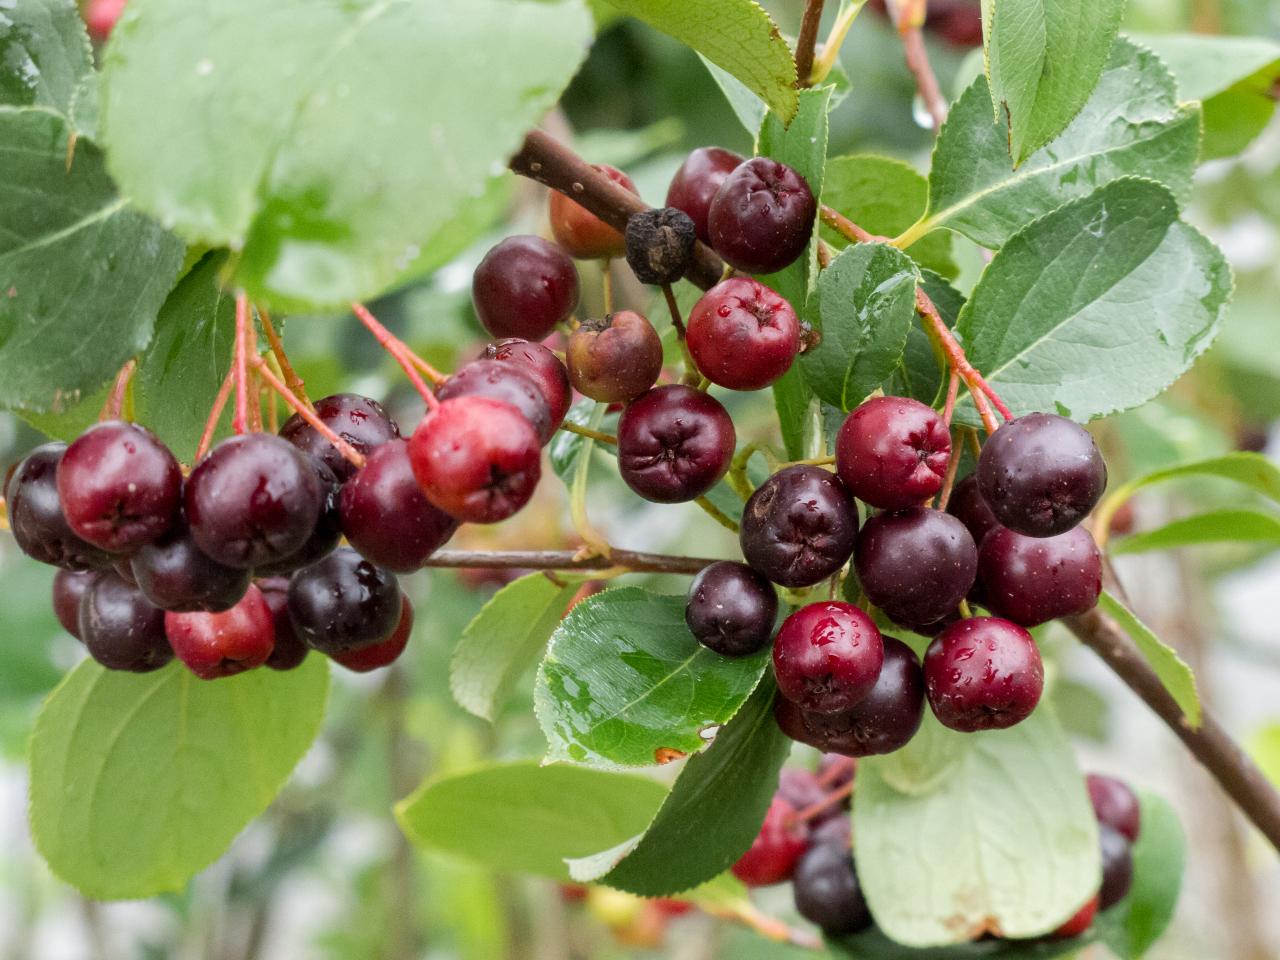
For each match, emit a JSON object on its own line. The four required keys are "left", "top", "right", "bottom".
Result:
{"left": 624, "top": 207, "right": 696, "bottom": 285}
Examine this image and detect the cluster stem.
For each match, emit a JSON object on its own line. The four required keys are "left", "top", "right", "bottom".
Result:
{"left": 99, "top": 359, "right": 137, "bottom": 421}
{"left": 350, "top": 302, "right": 443, "bottom": 410}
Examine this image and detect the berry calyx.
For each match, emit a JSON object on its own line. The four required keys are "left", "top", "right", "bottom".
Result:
{"left": 165, "top": 584, "right": 275, "bottom": 680}
{"left": 472, "top": 235, "right": 580, "bottom": 340}
{"left": 257, "top": 576, "right": 309, "bottom": 671}
{"left": 616, "top": 385, "right": 736, "bottom": 503}
{"left": 773, "top": 602, "right": 885, "bottom": 715}
{"left": 408, "top": 396, "right": 542, "bottom": 524}
{"left": 1098, "top": 823, "right": 1134, "bottom": 909}
{"left": 286, "top": 547, "right": 402, "bottom": 655}
{"left": 977, "top": 413, "right": 1107, "bottom": 537}
{"left": 740, "top": 466, "right": 858, "bottom": 588}
{"left": 482, "top": 338, "right": 572, "bottom": 428}
{"left": 52, "top": 569, "right": 95, "bottom": 640}
{"left": 684, "top": 560, "right": 778, "bottom": 657}
{"left": 978, "top": 526, "right": 1102, "bottom": 627}
{"left": 1087, "top": 774, "right": 1141, "bottom": 844}
{"left": 731, "top": 795, "right": 809, "bottom": 886}
{"left": 923, "top": 617, "right": 1043, "bottom": 732}
{"left": 707, "top": 157, "right": 816, "bottom": 275}
{"left": 549, "top": 163, "right": 638, "bottom": 260}
{"left": 436, "top": 359, "right": 554, "bottom": 445}
{"left": 332, "top": 594, "right": 414, "bottom": 672}
{"left": 686, "top": 277, "right": 800, "bottom": 391}
{"left": 791, "top": 843, "right": 874, "bottom": 937}
{"left": 624, "top": 207, "right": 696, "bottom": 286}
{"left": 665, "top": 146, "right": 744, "bottom": 243}
{"left": 56, "top": 421, "right": 181, "bottom": 553}
{"left": 7, "top": 443, "right": 112, "bottom": 570}
{"left": 131, "top": 525, "right": 252, "bottom": 612}
{"left": 854, "top": 507, "right": 977, "bottom": 630}
{"left": 279, "top": 392, "right": 400, "bottom": 482}
{"left": 565, "top": 310, "right": 663, "bottom": 403}
{"left": 79, "top": 572, "right": 172, "bottom": 673}
{"left": 835, "top": 396, "right": 951, "bottom": 510}
{"left": 340, "top": 439, "right": 458, "bottom": 572}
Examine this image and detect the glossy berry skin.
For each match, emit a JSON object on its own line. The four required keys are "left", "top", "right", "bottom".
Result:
{"left": 437, "top": 359, "right": 554, "bottom": 445}
{"left": 977, "top": 413, "right": 1107, "bottom": 537}
{"left": 84, "top": 0, "right": 126, "bottom": 40}
{"left": 774, "top": 602, "right": 884, "bottom": 715}
{"left": 731, "top": 796, "right": 809, "bottom": 886}
{"left": 566, "top": 311, "right": 663, "bottom": 403}
{"left": 686, "top": 277, "right": 800, "bottom": 391}
{"left": 707, "top": 158, "right": 816, "bottom": 275}
{"left": 836, "top": 397, "right": 951, "bottom": 510}
{"left": 617, "top": 386, "right": 736, "bottom": 503}
{"left": 549, "top": 164, "right": 638, "bottom": 260}
{"left": 53, "top": 569, "right": 95, "bottom": 639}
{"left": 482, "top": 339, "right": 572, "bottom": 428}
{"left": 408, "top": 396, "right": 542, "bottom": 524}
{"left": 1054, "top": 895, "right": 1099, "bottom": 939}
{"left": 923, "top": 617, "right": 1043, "bottom": 732}
{"left": 131, "top": 526, "right": 251, "bottom": 612}
{"left": 340, "top": 439, "right": 458, "bottom": 572}
{"left": 855, "top": 508, "right": 977, "bottom": 630}
{"left": 287, "top": 547, "right": 402, "bottom": 655}
{"left": 280, "top": 392, "right": 400, "bottom": 482}
{"left": 472, "top": 235, "right": 580, "bottom": 340}
{"left": 1087, "top": 774, "right": 1141, "bottom": 843}
{"left": 685, "top": 560, "right": 778, "bottom": 656}
{"left": 165, "top": 585, "right": 275, "bottom": 680}
{"left": 253, "top": 458, "right": 344, "bottom": 577}
{"left": 792, "top": 844, "right": 874, "bottom": 937}
{"left": 978, "top": 526, "right": 1102, "bottom": 627}
{"left": 332, "top": 594, "right": 414, "bottom": 672}
{"left": 185, "top": 434, "right": 324, "bottom": 570}
{"left": 947, "top": 474, "right": 1001, "bottom": 547}
{"left": 740, "top": 466, "right": 858, "bottom": 588}
{"left": 7, "top": 443, "right": 112, "bottom": 569}
{"left": 666, "top": 146, "right": 745, "bottom": 243}
{"left": 258, "top": 577, "right": 309, "bottom": 671}
{"left": 79, "top": 573, "right": 172, "bottom": 673}
{"left": 57, "top": 421, "right": 182, "bottom": 553}
{"left": 776, "top": 636, "right": 924, "bottom": 757}
{"left": 1099, "top": 824, "right": 1134, "bottom": 909}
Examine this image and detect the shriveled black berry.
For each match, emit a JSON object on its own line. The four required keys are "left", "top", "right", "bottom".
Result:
{"left": 624, "top": 207, "right": 696, "bottom": 285}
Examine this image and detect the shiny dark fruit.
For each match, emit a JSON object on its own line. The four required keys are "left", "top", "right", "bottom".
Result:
{"left": 185, "top": 434, "right": 324, "bottom": 569}
{"left": 472, "top": 235, "right": 580, "bottom": 340}
{"left": 773, "top": 602, "right": 884, "bottom": 715}
{"left": 616, "top": 385, "right": 736, "bottom": 503}
{"left": 1087, "top": 774, "right": 1141, "bottom": 843}
{"left": 131, "top": 525, "right": 251, "bottom": 612}
{"left": 332, "top": 594, "right": 414, "bottom": 672}
{"left": 707, "top": 158, "right": 816, "bottom": 275}
{"left": 977, "top": 413, "right": 1107, "bottom": 537}
{"left": 947, "top": 474, "right": 1002, "bottom": 547}
{"left": 776, "top": 767, "right": 827, "bottom": 817}
{"left": 565, "top": 310, "right": 663, "bottom": 403}
{"left": 624, "top": 207, "right": 696, "bottom": 286}
{"left": 165, "top": 584, "right": 275, "bottom": 680}
{"left": 78, "top": 572, "right": 172, "bottom": 673}
{"left": 549, "top": 163, "right": 638, "bottom": 260}
{"left": 836, "top": 396, "right": 951, "bottom": 510}
{"left": 792, "top": 843, "right": 874, "bottom": 937}
{"left": 854, "top": 507, "right": 977, "bottom": 630}
{"left": 685, "top": 560, "right": 778, "bottom": 657}
{"left": 666, "top": 146, "right": 744, "bottom": 243}
{"left": 923, "top": 617, "right": 1043, "bottom": 732}
{"left": 7, "top": 443, "right": 112, "bottom": 569}
{"left": 482, "top": 338, "right": 572, "bottom": 428}
{"left": 436, "top": 359, "right": 554, "bottom": 445}
{"left": 57, "top": 420, "right": 182, "bottom": 552}
{"left": 279, "top": 392, "right": 400, "bottom": 482}
{"left": 686, "top": 277, "right": 800, "bottom": 391}
{"left": 287, "top": 547, "right": 402, "bottom": 655}
{"left": 253, "top": 458, "right": 344, "bottom": 577}
{"left": 340, "top": 439, "right": 458, "bottom": 572}
{"left": 730, "top": 796, "right": 809, "bottom": 886}
{"left": 258, "top": 576, "right": 309, "bottom": 671}
{"left": 740, "top": 466, "right": 858, "bottom": 588}
{"left": 1099, "top": 824, "right": 1135, "bottom": 909}
{"left": 52, "top": 569, "right": 96, "bottom": 639}
{"left": 978, "top": 526, "right": 1102, "bottom": 627}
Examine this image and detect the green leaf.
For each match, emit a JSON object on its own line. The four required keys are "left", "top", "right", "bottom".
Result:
{"left": 1094, "top": 792, "right": 1185, "bottom": 959}
{"left": 29, "top": 656, "right": 329, "bottom": 899}
{"left": 606, "top": 0, "right": 796, "bottom": 124}
{"left": 981, "top": 0, "right": 1125, "bottom": 164}
{"left": 100, "top": 0, "right": 592, "bottom": 310}
{"left": 1132, "top": 33, "right": 1280, "bottom": 160}
{"left": 1097, "top": 452, "right": 1280, "bottom": 533}
{"left": 451, "top": 573, "right": 579, "bottom": 722}
{"left": 395, "top": 761, "right": 667, "bottom": 883}
{"left": 535, "top": 587, "right": 770, "bottom": 768}
{"left": 800, "top": 243, "right": 919, "bottom": 412}
{"left": 1096, "top": 591, "right": 1201, "bottom": 728}
{"left": 887, "top": 270, "right": 962, "bottom": 407}
{"left": 0, "top": 110, "right": 185, "bottom": 413}
{"left": 913, "top": 38, "right": 1200, "bottom": 250}
{"left": 954, "top": 178, "right": 1232, "bottom": 425}
{"left": 855, "top": 708, "right": 1099, "bottom": 946}
{"left": 822, "top": 155, "right": 954, "bottom": 278}
{"left": 571, "top": 678, "right": 790, "bottom": 895}
{"left": 134, "top": 252, "right": 235, "bottom": 461}
{"left": 700, "top": 54, "right": 767, "bottom": 135}
{"left": 1111, "top": 509, "right": 1280, "bottom": 555}
{"left": 0, "top": 0, "right": 92, "bottom": 116}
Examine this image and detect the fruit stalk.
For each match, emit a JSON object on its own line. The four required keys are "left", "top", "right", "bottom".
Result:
{"left": 350, "top": 302, "right": 443, "bottom": 408}
{"left": 249, "top": 355, "right": 367, "bottom": 469}
{"left": 794, "top": 0, "right": 827, "bottom": 87}
{"left": 258, "top": 307, "right": 310, "bottom": 407}
{"left": 914, "top": 287, "right": 1010, "bottom": 432}
{"left": 195, "top": 368, "right": 235, "bottom": 461}
{"left": 232, "top": 293, "right": 251, "bottom": 434}
{"left": 99, "top": 359, "right": 137, "bottom": 421}
{"left": 894, "top": 0, "right": 948, "bottom": 133}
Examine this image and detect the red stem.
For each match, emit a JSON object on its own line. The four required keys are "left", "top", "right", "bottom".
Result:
{"left": 251, "top": 356, "right": 367, "bottom": 468}
{"left": 941, "top": 369, "right": 960, "bottom": 427}
{"left": 258, "top": 308, "right": 310, "bottom": 408}
{"left": 351, "top": 302, "right": 443, "bottom": 409}
{"left": 99, "top": 359, "right": 137, "bottom": 421}
{"left": 232, "top": 294, "right": 251, "bottom": 434}
{"left": 195, "top": 369, "right": 235, "bottom": 462}
{"left": 915, "top": 288, "right": 1003, "bottom": 434}
{"left": 794, "top": 780, "right": 855, "bottom": 824}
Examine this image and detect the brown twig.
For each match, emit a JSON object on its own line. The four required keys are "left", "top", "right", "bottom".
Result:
{"left": 420, "top": 548, "right": 721, "bottom": 575}
{"left": 820, "top": 204, "right": 885, "bottom": 244}
{"left": 915, "top": 288, "right": 1005, "bottom": 433}
{"left": 794, "top": 0, "right": 827, "bottom": 87}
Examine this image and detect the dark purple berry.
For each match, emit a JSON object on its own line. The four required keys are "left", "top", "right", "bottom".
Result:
{"left": 79, "top": 572, "right": 172, "bottom": 672}
{"left": 252, "top": 458, "right": 344, "bottom": 577}
{"left": 279, "top": 393, "right": 400, "bottom": 482}
{"left": 707, "top": 158, "right": 816, "bottom": 275}
{"left": 287, "top": 547, "right": 402, "bottom": 655}
{"left": 947, "top": 474, "right": 1002, "bottom": 547}
{"left": 1099, "top": 824, "right": 1134, "bottom": 909}
{"left": 482, "top": 338, "right": 572, "bottom": 428}
{"left": 258, "top": 576, "right": 309, "bottom": 671}
{"left": 331, "top": 594, "right": 414, "bottom": 672}
{"left": 773, "top": 602, "right": 884, "bottom": 715}
{"left": 131, "top": 524, "right": 251, "bottom": 612}
{"left": 740, "top": 466, "right": 858, "bottom": 588}
{"left": 1087, "top": 774, "right": 1141, "bottom": 843}
{"left": 616, "top": 385, "right": 736, "bottom": 503}
{"left": 666, "top": 146, "right": 744, "bottom": 243}
{"left": 836, "top": 397, "right": 951, "bottom": 510}
{"left": 685, "top": 560, "right": 778, "bottom": 656}
{"left": 7, "top": 443, "right": 111, "bottom": 569}
{"left": 923, "top": 617, "right": 1043, "bottom": 732}
{"left": 53, "top": 569, "right": 95, "bottom": 639}
{"left": 437, "top": 359, "right": 554, "bottom": 445}
{"left": 472, "top": 235, "right": 580, "bottom": 340}
{"left": 792, "top": 844, "right": 874, "bottom": 937}
{"left": 978, "top": 526, "right": 1102, "bottom": 627}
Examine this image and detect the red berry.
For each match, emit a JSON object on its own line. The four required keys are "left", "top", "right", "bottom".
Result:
{"left": 52, "top": 569, "right": 96, "bottom": 640}
{"left": 332, "top": 594, "right": 414, "bottom": 672}
{"left": 773, "top": 602, "right": 884, "bottom": 715}
{"left": 131, "top": 524, "right": 251, "bottom": 612}
{"left": 923, "top": 617, "right": 1043, "bottom": 732}
{"left": 482, "top": 338, "right": 572, "bottom": 428}
{"left": 549, "top": 164, "right": 637, "bottom": 260}
{"left": 740, "top": 466, "right": 858, "bottom": 588}
{"left": 437, "top": 359, "right": 554, "bottom": 445}
{"left": 279, "top": 393, "right": 399, "bottom": 482}
{"left": 731, "top": 796, "right": 809, "bottom": 886}
{"left": 7, "top": 443, "right": 112, "bottom": 569}
{"left": 707, "top": 158, "right": 816, "bottom": 275}
{"left": 472, "top": 236, "right": 580, "bottom": 340}
{"left": 978, "top": 526, "right": 1102, "bottom": 627}
{"left": 686, "top": 277, "right": 800, "bottom": 391}
{"left": 84, "top": 0, "right": 126, "bottom": 40}
{"left": 1087, "top": 774, "right": 1141, "bottom": 843}
{"left": 408, "top": 396, "right": 542, "bottom": 524}
{"left": 684, "top": 560, "right": 778, "bottom": 657}
{"left": 566, "top": 310, "right": 663, "bottom": 403}
{"left": 79, "top": 572, "right": 172, "bottom": 673}
{"left": 287, "top": 547, "right": 402, "bottom": 655}
{"left": 1053, "top": 895, "right": 1099, "bottom": 939}
{"left": 666, "top": 146, "right": 744, "bottom": 243}
{"left": 257, "top": 577, "right": 309, "bottom": 671}
{"left": 165, "top": 585, "right": 275, "bottom": 680}
{"left": 836, "top": 396, "right": 950, "bottom": 510}
{"left": 616, "top": 385, "right": 736, "bottom": 503}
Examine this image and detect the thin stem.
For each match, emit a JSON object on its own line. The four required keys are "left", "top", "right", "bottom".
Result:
{"left": 601, "top": 260, "right": 614, "bottom": 315}
{"left": 941, "top": 369, "right": 960, "bottom": 427}
{"left": 569, "top": 403, "right": 612, "bottom": 559}
{"left": 936, "top": 426, "right": 962, "bottom": 511}
{"left": 662, "top": 283, "right": 687, "bottom": 338}
{"left": 786, "top": 455, "right": 836, "bottom": 468}
{"left": 232, "top": 293, "right": 251, "bottom": 434}
{"left": 249, "top": 367, "right": 265, "bottom": 432}
{"left": 894, "top": 0, "right": 947, "bottom": 134}
{"left": 958, "top": 598, "right": 973, "bottom": 618}
{"left": 915, "top": 288, "right": 1002, "bottom": 434}
{"left": 257, "top": 308, "right": 309, "bottom": 408}
{"left": 419, "top": 549, "right": 722, "bottom": 575}
{"left": 728, "top": 442, "right": 781, "bottom": 501}
{"left": 559, "top": 421, "right": 617, "bottom": 445}
{"left": 794, "top": 0, "right": 826, "bottom": 87}
{"left": 964, "top": 426, "right": 983, "bottom": 461}
{"left": 694, "top": 496, "right": 740, "bottom": 534}
{"left": 251, "top": 356, "right": 367, "bottom": 469}
{"left": 793, "top": 780, "right": 854, "bottom": 824}
{"left": 351, "top": 302, "right": 442, "bottom": 408}
{"left": 195, "top": 369, "right": 235, "bottom": 461}
{"left": 663, "top": 283, "right": 702, "bottom": 385}
{"left": 99, "top": 359, "right": 137, "bottom": 421}
{"left": 817, "top": 239, "right": 835, "bottom": 269}
{"left": 820, "top": 204, "right": 883, "bottom": 244}
{"left": 810, "top": 0, "right": 863, "bottom": 85}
